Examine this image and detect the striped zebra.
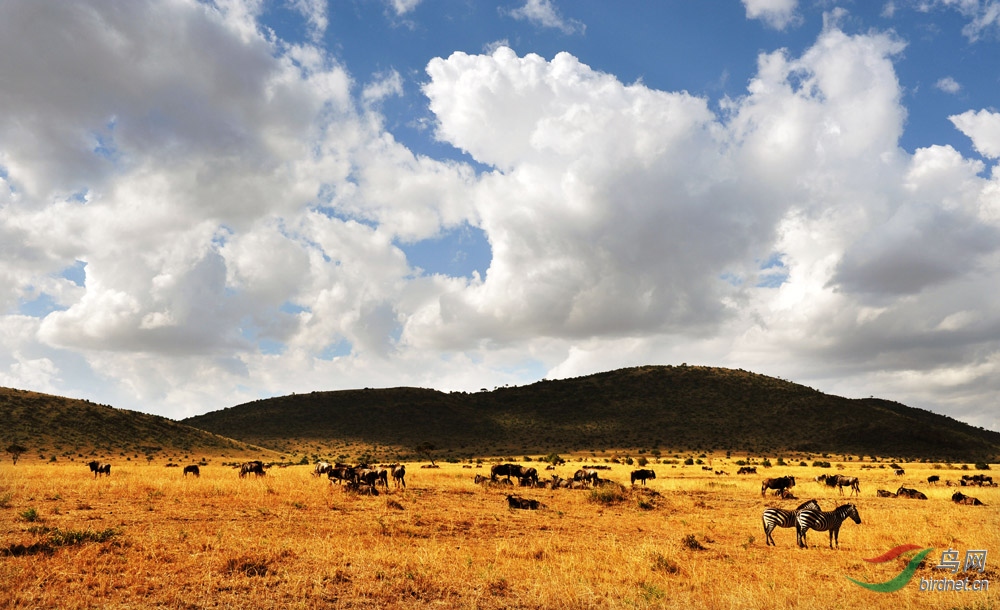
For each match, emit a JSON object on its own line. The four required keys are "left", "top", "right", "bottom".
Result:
{"left": 795, "top": 503, "right": 861, "bottom": 549}
{"left": 762, "top": 499, "right": 821, "bottom": 546}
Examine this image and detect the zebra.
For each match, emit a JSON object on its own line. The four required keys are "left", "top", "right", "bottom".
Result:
{"left": 762, "top": 499, "right": 821, "bottom": 546}
{"left": 796, "top": 504, "right": 861, "bottom": 549}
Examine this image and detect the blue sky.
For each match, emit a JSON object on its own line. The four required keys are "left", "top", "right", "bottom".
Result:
{"left": 2, "top": 0, "right": 1000, "bottom": 432}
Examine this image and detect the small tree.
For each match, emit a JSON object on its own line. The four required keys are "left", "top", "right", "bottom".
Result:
{"left": 6, "top": 444, "right": 28, "bottom": 465}
{"left": 415, "top": 442, "right": 438, "bottom": 466}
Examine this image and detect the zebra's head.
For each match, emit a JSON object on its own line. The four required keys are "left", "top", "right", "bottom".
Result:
{"left": 842, "top": 503, "right": 861, "bottom": 524}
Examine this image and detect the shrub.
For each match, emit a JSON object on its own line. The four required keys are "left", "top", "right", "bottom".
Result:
{"left": 19, "top": 508, "right": 39, "bottom": 522}
{"left": 682, "top": 534, "right": 706, "bottom": 551}
{"left": 588, "top": 485, "right": 627, "bottom": 506}
{"left": 812, "top": 461, "right": 831, "bottom": 468}
{"left": 651, "top": 552, "right": 680, "bottom": 574}
{"left": 974, "top": 463, "right": 990, "bottom": 470}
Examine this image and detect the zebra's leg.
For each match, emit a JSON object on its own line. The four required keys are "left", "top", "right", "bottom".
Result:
{"left": 763, "top": 519, "right": 774, "bottom": 546}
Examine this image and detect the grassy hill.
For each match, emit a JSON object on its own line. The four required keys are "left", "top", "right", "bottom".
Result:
{"left": 0, "top": 387, "right": 271, "bottom": 464}
{"left": 183, "top": 365, "right": 1000, "bottom": 462}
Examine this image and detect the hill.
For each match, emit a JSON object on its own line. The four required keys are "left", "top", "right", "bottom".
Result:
{"left": 182, "top": 365, "right": 1000, "bottom": 462}
{"left": 0, "top": 387, "right": 271, "bottom": 464}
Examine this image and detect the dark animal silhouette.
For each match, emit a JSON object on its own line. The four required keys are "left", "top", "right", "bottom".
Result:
{"left": 895, "top": 486, "right": 927, "bottom": 499}
{"left": 391, "top": 464, "right": 406, "bottom": 488}
{"left": 239, "top": 461, "right": 265, "bottom": 478}
{"left": 183, "top": 465, "right": 200, "bottom": 477}
{"left": 506, "top": 494, "right": 542, "bottom": 510}
{"left": 630, "top": 469, "right": 656, "bottom": 485}
{"left": 951, "top": 491, "right": 984, "bottom": 505}
{"left": 88, "top": 461, "right": 111, "bottom": 478}
{"left": 761, "top": 476, "right": 795, "bottom": 497}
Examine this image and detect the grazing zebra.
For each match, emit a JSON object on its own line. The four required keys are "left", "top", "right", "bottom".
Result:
{"left": 796, "top": 504, "right": 861, "bottom": 549}
{"left": 762, "top": 499, "right": 821, "bottom": 546}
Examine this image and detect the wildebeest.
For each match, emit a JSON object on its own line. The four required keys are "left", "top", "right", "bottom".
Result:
{"left": 239, "top": 461, "right": 265, "bottom": 478}
{"left": 573, "top": 468, "right": 600, "bottom": 486}
{"left": 314, "top": 462, "right": 332, "bottom": 477}
{"left": 737, "top": 466, "right": 757, "bottom": 475}
{"left": 183, "top": 465, "right": 200, "bottom": 477}
{"left": 927, "top": 475, "right": 940, "bottom": 485}
{"left": 391, "top": 464, "right": 406, "bottom": 488}
{"left": 833, "top": 475, "right": 860, "bottom": 497}
{"left": 894, "top": 468, "right": 905, "bottom": 476}
{"left": 952, "top": 491, "right": 984, "bottom": 505}
{"left": 876, "top": 489, "right": 897, "bottom": 497}
{"left": 895, "top": 486, "right": 927, "bottom": 499}
{"left": 630, "top": 469, "right": 656, "bottom": 485}
{"left": 491, "top": 463, "right": 522, "bottom": 482}
{"left": 961, "top": 474, "right": 995, "bottom": 486}
{"left": 328, "top": 465, "right": 356, "bottom": 485}
{"left": 761, "top": 476, "right": 795, "bottom": 497}
{"left": 518, "top": 467, "right": 539, "bottom": 487}
{"left": 762, "top": 499, "right": 821, "bottom": 546}
{"left": 474, "top": 473, "right": 490, "bottom": 485}
{"left": 88, "top": 461, "right": 111, "bottom": 478}
{"left": 506, "top": 494, "right": 542, "bottom": 510}
{"left": 344, "top": 480, "right": 378, "bottom": 496}
{"left": 796, "top": 503, "right": 862, "bottom": 549}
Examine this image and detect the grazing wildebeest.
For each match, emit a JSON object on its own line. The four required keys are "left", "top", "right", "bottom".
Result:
{"left": 737, "top": 466, "right": 757, "bottom": 475}
{"left": 927, "top": 475, "right": 940, "bottom": 485}
{"left": 761, "top": 476, "right": 795, "bottom": 497}
{"left": 518, "top": 467, "right": 539, "bottom": 487}
{"left": 952, "top": 491, "right": 984, "bottom": 505}
{"left": 355, "top": 469, "right": 380, "bottom": 487}
{"left": 573, "top": 468, "right": 600, "bottom": 486}
{"left": 505, "top": 494, "right": 542, "bottom": 510}
{"left": 876, "top": 489, "right": 897, "bottom": 497}
{"left": 834, "top": 475, "right": 860, "bottom": 497}
{"left": 328, "top": 465, "right": 356, "bottom": 485}
{"left": 961, "top": 474, "right": 995, "bottom": 486}
{"left": 762, "top": 499, "right": 821, "bottom": 546}
{"left": 895, "top": 486, "right": 927, "bottom": 499}
{"left": 88, "top": 461, "right": 111, "bottom": 478}
{"left": 239, "top": 461, "right": 265, "bottom": 478}
{"left": 796, "top": 503, "right": 861, "bottom": 549}
{"left": 314, "top": 462, "right": 332, "bottom": 477}
{"left": 630, "top": 469, "right": 656, "bottom": 486}
{"left": 183, "top": 465, "right": 200, "bottom": 477}
{"left": 491, "top": 463, "right": 521, "bottom": 482}
{"left": 894, "top": 468, "right": 905, "bottom": 476}
{"left": 391, "top": 464, "right": 406, "bottom": 488}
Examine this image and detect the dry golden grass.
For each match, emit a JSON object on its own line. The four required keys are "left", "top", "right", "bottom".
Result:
{"left": 1, "top": 457, "right": 997, "bottom": 609}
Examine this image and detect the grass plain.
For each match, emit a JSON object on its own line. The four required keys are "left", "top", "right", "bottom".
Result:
{"left": 1, "top": 456, "right": 997, "bottom": 609}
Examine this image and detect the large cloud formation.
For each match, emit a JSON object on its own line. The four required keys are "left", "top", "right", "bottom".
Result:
{"left": 1, "top": 1, "right": 999, "bottom": 430}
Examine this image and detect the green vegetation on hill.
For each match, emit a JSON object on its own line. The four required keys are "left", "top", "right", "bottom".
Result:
{"left": 183, "top": 365, "right": 1000, "bottom": 461}
{"left": 0, "top": 387, "right": 263, "bottom": 462}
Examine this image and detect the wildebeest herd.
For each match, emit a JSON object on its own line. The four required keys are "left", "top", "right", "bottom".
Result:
{"left": 79, "top": 457, "right": 991, "bottom": 546}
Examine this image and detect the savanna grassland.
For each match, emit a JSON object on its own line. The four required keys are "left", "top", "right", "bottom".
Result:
{"left": 1, "top": 457, "right": 997, "bottom": 609}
